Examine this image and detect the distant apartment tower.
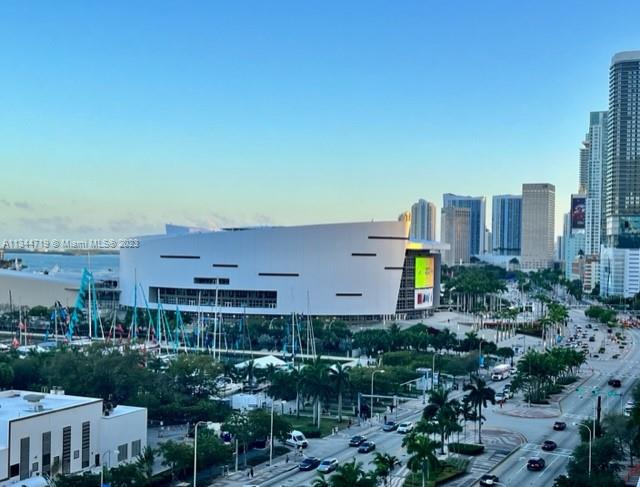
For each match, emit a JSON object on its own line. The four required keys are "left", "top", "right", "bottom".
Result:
{"left": 604, "top": 51, "right": 640, "bottom": 249}
{"left": 585, "top": 111, "right": 608, "bottom": 256}
{"left": 410, "top": 199, "right": 437, "bottom": 240}
{"left": 491, "top": 195, "right": 522, "bottom": 255}
{"left": 442, "top": 194, "right": 486, "bottom": 255}
{"left": 441, "top": 207, "right": 471, "bottom": 266}
{"left": 579, "top": 137, "right": 589, "bottom": 194}
{"left": 521, "top": 183, "right": 555, "bottom": 270}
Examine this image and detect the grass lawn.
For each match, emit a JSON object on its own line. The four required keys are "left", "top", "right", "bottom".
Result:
{"left": 403, "top": 461, "right": 467, "bottom": 487}
{"left": 283, "top": 414, "right": 351, "bottom": 437}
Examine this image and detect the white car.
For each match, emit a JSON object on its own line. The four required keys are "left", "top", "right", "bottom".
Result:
{"left": 397, "top": 421, "right": 414, "bottom": 434}
{"left": 317, "top": 458, "right": 339, "bottom": 473}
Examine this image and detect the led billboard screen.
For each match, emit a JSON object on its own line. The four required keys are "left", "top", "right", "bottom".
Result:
{"left": 414, "top": 256, "right": 435, "bottom": 309}
{"left": 571, "top": 196, "right": 586, "bottom": 230}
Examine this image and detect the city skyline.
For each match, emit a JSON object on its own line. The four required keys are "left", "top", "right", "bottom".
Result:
{"left": 1, "top": 2, "right": 639, "bottom": 240}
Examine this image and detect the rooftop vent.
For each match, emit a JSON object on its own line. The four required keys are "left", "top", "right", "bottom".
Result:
{"left": 23, "top": 394, "right": 46, "bottom": 412}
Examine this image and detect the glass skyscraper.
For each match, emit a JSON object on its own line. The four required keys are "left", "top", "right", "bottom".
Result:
{"left": 604, "top": 51, "right": 640, "bottom": 249}
{"left": 442, "top": 193, "right": 486, "bottom": 255}
{"left": 491, "top": 195, "right": 522, "bottom": 255}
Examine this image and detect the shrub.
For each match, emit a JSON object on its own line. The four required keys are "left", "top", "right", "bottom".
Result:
{"left": 299, "top": 428, "right": 321, "bottom": 438}
{"left": 447, "top": 442, "right": 485, "bottom": 455}
{"left": 556, "top": 376, "right": 578, "bottom": 385}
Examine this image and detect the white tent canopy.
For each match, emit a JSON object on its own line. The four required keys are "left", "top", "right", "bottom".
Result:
{"left": 234, "top": 355, "right": 287, "bottom": 370}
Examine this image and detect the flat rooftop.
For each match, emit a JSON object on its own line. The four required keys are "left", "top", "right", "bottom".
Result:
{"left": 0, "top": 390, "right": 101, "bottom": 448}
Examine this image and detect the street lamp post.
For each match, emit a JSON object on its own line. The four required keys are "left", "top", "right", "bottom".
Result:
{"left": 193, "top": 420, "right": 207, "bottom": 487}
{"left": 431, "top": 353, "right": 438, "bottom": 391}
{"left": 269, "top": 399, "right": 275, "bottom": 466}
{"left": 574, "top": 422, "right": 592, "bottom": 476}
{"left": 99, "top": 449, "right": 118, "bottom": 487}
{"left": 371, "top": 370, "right": 385, "bottom": 421}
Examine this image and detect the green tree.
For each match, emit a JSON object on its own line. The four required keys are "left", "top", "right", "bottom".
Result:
{"left": 463, "top": 375, "right": 495, "bottom": 444}
{"left": 328, "top": 459, "right": 376, "bottom": 487}
{"left": 371, "top": 452, "right": 400, "bottom": 486}
{"left": 403, "top": 433, "right": 439, "bottom": 487}
{"left": 158, "top": 440, "right": 192, "bottom": 479}
{"left": 329, "top": 363, "right": 351, "bottom": 422}
{"left": 135, "top": 446, "right": 156, "bottom": 485}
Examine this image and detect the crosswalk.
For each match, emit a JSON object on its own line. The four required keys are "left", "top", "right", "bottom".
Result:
{"left": 520, "top": 442, "right": 574, "bottom": 458}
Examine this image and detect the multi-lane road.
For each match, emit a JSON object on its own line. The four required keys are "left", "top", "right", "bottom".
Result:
{"left": 235, "top": 307, "right": 638, "bottom": 487}
{"left": 485, "top": 309, "right": 639, "bottom": 486}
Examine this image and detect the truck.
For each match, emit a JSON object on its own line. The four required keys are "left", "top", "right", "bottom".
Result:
{"left": 491, "top": 364, "right": 511, "bottom": 381}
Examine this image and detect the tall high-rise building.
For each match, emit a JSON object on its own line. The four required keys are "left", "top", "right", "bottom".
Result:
{"left": 442, "top": 194, "right": 486, "bottom": 255}
{"left": 564, "top": 195, "right": 586, "bottom": 280}
{"left": 585, "top": 111, "right": 608, "bottom": 256}
{"left": 441, "top": 207, "right": 471, "bottom": 266}
{"left": 601, "top": 51, "right": 640, "bottom": 297}
{"left": 491, "top": 195, "right": 522, "bottom": 255}
{"left": 579, "top": 137, "right": 590, "bottom": 194}
{"left": 409, "top": 199, "right": 437, "bottom": 241}
{"left": 521, "top": 183, "right": 555, "bottom": 270}
{"left": 604, "top": 51, "right": 640, "bottom": 249}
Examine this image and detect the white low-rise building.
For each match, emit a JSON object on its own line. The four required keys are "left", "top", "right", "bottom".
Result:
{"left": 0, "top": 389, "right": 146, "bottom": 485}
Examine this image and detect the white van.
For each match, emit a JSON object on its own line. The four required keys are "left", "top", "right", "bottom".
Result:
{"left": 285, "top": 430, "right": 309, "bottom": 448}
{"left": 624, "top": 400, "right": 635, "bottom": 417}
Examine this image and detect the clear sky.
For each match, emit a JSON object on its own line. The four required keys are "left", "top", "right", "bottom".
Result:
{"left": 1, "top": 0, "right": 638, "bottom": 240}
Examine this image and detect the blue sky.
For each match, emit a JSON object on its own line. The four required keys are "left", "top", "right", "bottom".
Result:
{"left": 0, "top": 0, "right": 638, "bottom": 240}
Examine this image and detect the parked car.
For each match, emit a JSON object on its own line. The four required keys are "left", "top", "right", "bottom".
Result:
{"left": 298, "top": 457, "right": 321, "bottom": 471}
{"left": 553, "top": 421, "right": 566, "bottom": 431}
{"left": 541, "top": 440, "right": 557, "bottom": 451}
{"left": 608, "top": 378, "right": 622, "bottom": 388}
{"left": 479, "top": 474, "right": 500, "bottom": 486}
{"left": 357, "top": 441, "right": 376, "bottom": 453}
{"left": 589, "top": 336, "right": 595, "bottom": 342}
{"left": 397, "top": 421, "right": 414, "bottom": 434}
{"left": 349, "top": 435, "right": 367, "bottom": 447}
{"left": 317, "top": 458, "right": 339, "bottom": 474}
{"left": 527, "top": 457, "right": 546, "bottom": 471}
{"left": 495, "top": 392, "right": 506, "bottom": 403}
{"left": 382, "top": 421, "right": 398, "bottom": 432}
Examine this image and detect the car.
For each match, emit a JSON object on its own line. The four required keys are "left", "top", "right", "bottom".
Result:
{"left": 357, "top": 441, "right": 376, "bottom": 453}
{"left": 541, "top": 440, "right": 557, "bottom": 451}
{"left": 317, "top": 458, "right": 339, "bottom": 474}
{"left": 397, "top": 421, "right": 414, "bottom": 434}
{"left": 298, "top": 457, "right": 321, "bottom": 471}
{"left": 586, "top": 324, "right": 593, "bottom": 329}
{"left": 382, "top": 421, "right": 398, "bottom": 432}
{"left": 527, "top": 457, "right": 546, "bottom": 471}
{"left": 503, "top": 388, "right": 513, "bottom": 399}
{"left": 608, "top": 379, "right": 622, "bottom": 387}
{"left": 479, "top": 474, "right": 500, "bottom": 486}
{"left": 593, "top": 354, "right": 599, "bottom": 358}
{"left": 589, "top": 336, "right": 595, "bottom": 342}
{"left": 612, "top": 354, "right": 620, "bottom": 359}
{"left": 553, "top": 421, "right": 566, "bottom": 431}
{"left": 349, "top": 435, "right": 367, "bottom": 447}
{"left": 495, "top": 392, "right": 506, "bottom": 403}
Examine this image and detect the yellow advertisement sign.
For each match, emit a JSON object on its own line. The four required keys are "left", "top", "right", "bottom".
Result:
{"left": 415, "top": 256, "right": 434, "bottom": 289}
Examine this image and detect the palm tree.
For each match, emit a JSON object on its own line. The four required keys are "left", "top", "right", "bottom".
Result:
{"left": 330, "top": 460, "right": 377, "bottom": 487}
{"left": 135, "top": 446, "right": 155, "bottom": 485}
{"left": 312, "top": 475, "right": 330, "bottom": 487}
{"left": 329, "top": 363, "right": 351, "bottom": 422}
{"left": 371, "top": 452, "right": 400, "bottom": 486}
{"left": 290, "top": 364, "right": 304, "bottom": 417}
{"left": 463, "top": 375, "right": 495, "bottom": 444}
{"left": 403, "top": 433, "right": 439, "bottom": 487}
{"left": 422, "top": 387, "right": 460, "bottom": 453}
{"left": 302, "top": 356, "right": 331, "bottom": 427}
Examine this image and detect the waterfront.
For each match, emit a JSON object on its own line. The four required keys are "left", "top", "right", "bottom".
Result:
{"left": 4, "top": 252, "right": 119, "bottom": 276}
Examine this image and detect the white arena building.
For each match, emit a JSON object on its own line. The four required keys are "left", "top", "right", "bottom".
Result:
{"left": 119, "top": 221, "right": 446, "bottom": 321}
